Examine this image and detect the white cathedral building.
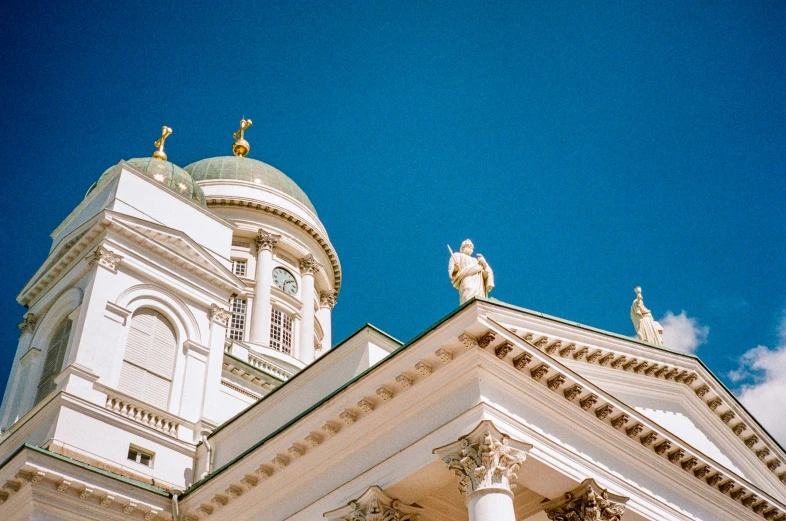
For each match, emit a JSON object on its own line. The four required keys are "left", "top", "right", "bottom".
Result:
{"left": 0, "top": 123, "right": 784, "bottom": 521}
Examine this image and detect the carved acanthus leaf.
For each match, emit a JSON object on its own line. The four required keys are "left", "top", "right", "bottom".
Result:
{"left": 433, "top": 420, "right": 531, "bottom": 496}
{"left": 255, "top": 230, "right": 281, "bottom": 251}
{"left": 18, "top": 314, "right": 36, "bottom": 334}
{"left": 323, "top": 485, "right": 423, "bottom": 521}
{"left": 209, "top": 304, "right": 231, "bottom": 327}
{"left": 542, "top": 478, "right": 628, "bottom": 521}
{"left": 299, "top": 254, "right": 321, "bottom": 275}
{"left": 87, "top": 246, "right": 123, "bottom": 272}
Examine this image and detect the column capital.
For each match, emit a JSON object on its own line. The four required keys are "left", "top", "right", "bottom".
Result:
{"left": 542, "top": 478, "right": 628, "bottom": 521}
{"left": 18, "top": 313, "right": 37, "bottom": 335}
{"left": 433, "top": 420, "right": 532, "bottom": 497}
{"left": 299, "top": 254, "right": 321, "bottom": 275}
{"left": 323, "top": 485, "right": 423, "bottom": 521}
{"left": 209, "top": 304, "right": 231, "bottom": 327}
{"left": 87, "top": 246, "right": 123, "bottom": 273}
{"left": 319, "top": 291, "right": 337, "bottom": 309}
{"left": 255, "top": 229, "right": 281, "bottom": 252}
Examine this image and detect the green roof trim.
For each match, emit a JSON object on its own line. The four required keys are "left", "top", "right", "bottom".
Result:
{"left": 182, "top": 296, "right": 786, "bottom": 498}
{"left": 208, "top": 323, "right": 407, "bottom": 440}
{"left": 182, "top": 302, "right": 473, "bottom": 498}
{"left": 0, "top": 443, "right": 172, "bottom": 496}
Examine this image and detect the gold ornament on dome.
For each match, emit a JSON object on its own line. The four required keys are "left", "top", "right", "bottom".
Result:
{"left": 232, "top": 119, "right": 253, "bottom": 157}
{"left": 152, "top": 126, "right": 172, "bottom": 161}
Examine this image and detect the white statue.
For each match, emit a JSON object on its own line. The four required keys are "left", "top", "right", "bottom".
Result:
{"left": 448, "top": 239, "right": 494, "bottom": 304}
{"left": 630, "top": 286, "right": 664, "bottom": 346}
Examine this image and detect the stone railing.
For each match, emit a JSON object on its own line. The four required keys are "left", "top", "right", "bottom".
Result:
{"left": 99, "top": 388, "right": 181, "bottom": 437}
{"left": 247, "top": 351, "right": 293, "bottom": 380}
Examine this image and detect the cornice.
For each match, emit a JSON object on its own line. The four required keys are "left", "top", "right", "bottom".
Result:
{"left": 470, "top": 321, "right": 786, "bottom": 521}
{"left": 205, "top": 197, "right": 341, "bottom": 293}
{"left": 505, "top": 322, "right": 786, "bottom": 493}
{"left": 0, "top": 446, "right": 170, "bottom": 519}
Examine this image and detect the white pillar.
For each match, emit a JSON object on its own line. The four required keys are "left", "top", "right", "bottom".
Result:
{"left": 0, "top": 315, "right": 38, "bottom": 428}
{"left": 466, "top": 489, "right": 516, "bottom": 521}
{"left": 249, "top": 230, "right": 280, "bottom": 346}
{"left": 297, "top": 254, "right": 320, "bottom": 363}
{"left": 200, "top": 304, "right": 230, "bottom": 425}
{"left": 316, "top": 291, "right": 335, "bottom": 355}
{"left": 433, "top": 420, "right": 531, "bottom": 521}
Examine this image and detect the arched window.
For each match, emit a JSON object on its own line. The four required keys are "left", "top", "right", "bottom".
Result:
{"left": 118, "top": 309, "right": 177, "bottom": 410}
{"left": 35, "top": 319, "right": 72, "bottom": 404}
{"left": 270, "top": 308, "right": 293, "bottom": 354}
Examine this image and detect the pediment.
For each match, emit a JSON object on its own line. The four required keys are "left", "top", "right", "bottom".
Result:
{"left": 176, "top": 300, "right": 786, "bottom": 521}
{"left": 105, "top": 211, "right": 244, "bottom": 294}
{"left": 480, "top": 298, "right": 786, "bottom": 501}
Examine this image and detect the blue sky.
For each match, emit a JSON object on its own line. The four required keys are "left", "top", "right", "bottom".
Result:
{"left": 1, "top": 2, "right": 784, "bottom": 440}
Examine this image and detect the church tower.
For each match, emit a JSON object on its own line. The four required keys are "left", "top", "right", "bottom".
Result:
{"left": 0, "top": 124, "right": 340, "bottom": 489}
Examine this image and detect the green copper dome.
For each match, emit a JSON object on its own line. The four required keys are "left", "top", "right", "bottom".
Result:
{"left": 87, "top": 158, "right": 207, "bottom": 206}
{"left": 184, "top": 156, "right": 317, "bottom": 215}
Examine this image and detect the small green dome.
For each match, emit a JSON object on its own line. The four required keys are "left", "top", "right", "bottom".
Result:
{"left": 184, "top": 156, "right": 317, "bottom": 215}
{"left": 87, "top": 158, "right": 207, "bottom": 206}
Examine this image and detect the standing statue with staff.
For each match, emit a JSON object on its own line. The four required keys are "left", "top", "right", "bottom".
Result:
{"left": 448, "top": 239, "right": 494, "bottom": 304}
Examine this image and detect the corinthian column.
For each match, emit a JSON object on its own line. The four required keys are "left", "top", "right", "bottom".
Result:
{"left": 297, "top": 254, "right": 320, "bottom": 363}
{"left": 541, "top": 479, "right": 628, "bottom": 521}
{"left": 249, "top": 230, "right": 280, "bottom": 345}
{"left": 323, "top": 485, "right": 422, "bottom": 521}
{"left": 433, "top": 420, "right": 532, "bottom": 521}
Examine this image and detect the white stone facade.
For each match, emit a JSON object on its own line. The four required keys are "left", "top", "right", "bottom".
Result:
{"left": 0, "top": 154, "right": 784, "bottom": 521}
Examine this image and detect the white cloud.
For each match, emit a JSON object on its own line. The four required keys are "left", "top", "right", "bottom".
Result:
{"left": 659, "top": 311, "right": 709, "bottom": 354}
{"left": 733, "top": 315, "right": 786, "bottom": 446}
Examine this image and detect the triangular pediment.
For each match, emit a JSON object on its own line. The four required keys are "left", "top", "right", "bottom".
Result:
{"left": 105, "top": 211, "right": 245, "bottom": 294}
{"left": 479, "top": 298, "right": 786, "bottom": 502}
{"left": 173, "top": 299, "right": 786, "bottom": 521}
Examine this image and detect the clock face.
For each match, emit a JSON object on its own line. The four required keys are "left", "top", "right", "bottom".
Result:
{"left": 272, "top": 267, "right": 298, "bottom": 295}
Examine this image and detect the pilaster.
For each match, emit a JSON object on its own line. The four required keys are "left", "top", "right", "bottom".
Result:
{"left": 200, "top": 304, "right": 230, "bottom": 424}
{"left": 0, "top": 316, "right": 38, "bottom": 428}
{"left": 316, "top": 290, "right": 336, "bottom": 355}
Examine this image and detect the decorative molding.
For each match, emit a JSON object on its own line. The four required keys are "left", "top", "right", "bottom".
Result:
{"left": 542, "top": 478, "right": 628, "bottom": 521}
{"left": 319, "top": 291, "right": 337, "bottom": 309}
{"left": 435, "top": 348, "right": 453, "bottom": 363}
{"left": 513, "top": 327, "right": 786, "bottom": 488}
{"left": 299, "top": 254, "right": 321, "bottom": 275}
{"left": 433, "top": 420, "right": 532, "bottom": 497}
{"left": 323, "top": 485, "right": 423, "bottom": 521}
{"left": 396, "top": 374, "right": 413, "bottom": 388}
{"left": 209, "top": 304, "right": 231, "bottom": 327}
{"left": 18, "top": 313, "right": 37, "bottom": 334}
{"left": 415, "top": 361, "right": 432, "bottom": 376}
{"left": 477, "top": 330, "right": 497, "bottom": 349}
{"left": 459, "top": 332, "right": 478, "bottom": 349}
{"left": 255, "top": 229, "right": 281, "bottom": 252}
{"left": 87, "top": 245, "right": 123, "bottom": 273}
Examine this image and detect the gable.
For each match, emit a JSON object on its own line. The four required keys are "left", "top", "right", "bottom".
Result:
{"left": 482, "top": 298, "right": 786, "bottom": 502}
{"left": 106, "top": 211, "right": 245, "bottom": 295}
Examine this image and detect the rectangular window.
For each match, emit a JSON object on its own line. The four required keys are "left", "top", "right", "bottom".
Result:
{"left": 232, "top": 259, "right": 247, "bottom": 277}
{"left": 270, "top": 308, "right": 293, "bottom": 354}
{"left": 227, "top": 298, "right": 247, "bottom": 341}
{"left": 127, "top": 446, "right": 153, "bottom": 467}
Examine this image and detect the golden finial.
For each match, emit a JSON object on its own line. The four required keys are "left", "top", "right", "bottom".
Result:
{"left": 152, "top": 126, "right": 173, "bottom": 161}
{"left": 232, "top": 119, "right": 253, "bottom": 157}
